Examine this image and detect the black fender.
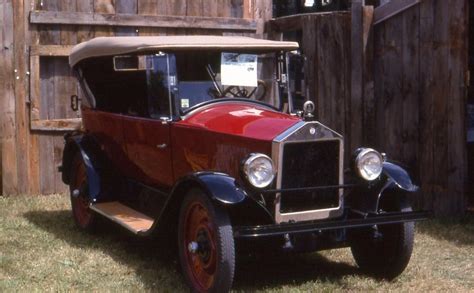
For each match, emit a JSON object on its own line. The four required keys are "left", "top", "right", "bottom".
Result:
{"left": 382, "top": 161, "right": 418, "bottom": 192}
{"left": 61, "top": 134, "right": 101, "bottom": 201}
{"left": 347, "top": 161, "right": 418, "bottom": 214}
{"left": 153, "top": 172, "right": 274, "bottom": 237}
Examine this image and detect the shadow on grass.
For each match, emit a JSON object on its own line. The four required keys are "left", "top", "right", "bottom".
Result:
{"left": 416, "top": 214, "right": 474, "bottom": 246}
{"left": 24, "top": 210, "right": 363, "bottom": 291}
{"left": 233, "top": 252, "right": 360, "bottom": 291}
{"left": 24, "top": 210, "right": 183, "bottom": 291}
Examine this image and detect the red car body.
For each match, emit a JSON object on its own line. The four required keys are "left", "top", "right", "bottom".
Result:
{"left": 83, "top": 103, "right": 299, "bottom": 188}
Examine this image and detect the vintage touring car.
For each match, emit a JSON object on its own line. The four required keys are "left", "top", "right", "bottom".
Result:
{"left": 61, "top": 36, "right": 429, "bottom": 292}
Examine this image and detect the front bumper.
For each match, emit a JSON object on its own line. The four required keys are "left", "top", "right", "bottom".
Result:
{"left": 233, "top": 210, "right": 431, "bottom": 238}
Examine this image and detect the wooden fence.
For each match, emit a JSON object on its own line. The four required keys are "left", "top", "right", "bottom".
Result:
{"left": 0, "top": 0, "right": 271, "bottom": 195}
{"left": 268, "top": 0, "right": 469, "bottom": 215}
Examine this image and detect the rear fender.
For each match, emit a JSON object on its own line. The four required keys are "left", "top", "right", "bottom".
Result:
{"left": 62, "top": 134, "right": 101, "bottom": 201}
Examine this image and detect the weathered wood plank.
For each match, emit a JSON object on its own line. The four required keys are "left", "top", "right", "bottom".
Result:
{"left": 430, "top": 0, "right": 450, "bottom": 215}
{"left": 27, "top": 0, "right": 40, "bottom": 194}
{"left": 373, "top": 15, "right": 385, "bottom": 152}
{"left": 93, "top": 0, "right": 115, "bottom": 37}
{"left": 374, "top": 0, "right": 421, "bottom": 25}
{"left": 39, "top": 58, "right": 56, "bottom": 194}
{"left": 31, "top": 118, "right": 82, "bottom": 131}
{"left": 56, "top": 0, "right": 76, "bottom": 193}
{"left": 30, "top": 11, "right": 258, "bottom": 31}
{"left": 350, "top": 0, "right": 364, "bottom": 152}
{"left": 401, "top": 5, "right": 420, "bottom": 184}
{"left": 446, "top": 0, "right": 468, "bottom": 214}
{"left": 255, "top": 0, "right": 271, "bottom": 36}
{"left": 362, "top": 6, "right": 375, "bottom": 146}
{"left": 38, "top": 0, "right": 60, "bottom": 45}
{"left": 115, "top": 0, "right": 137, "bottom": 36}
{"left": 186, "top": 0, "right": 203, "bottom": 17}
{"left": 137, "top": 0, "right": 157, "bottom": 16}
{"left": 38, "top": 0, "right": 61, "bottom": 194}
{"left": 384, "top": 13, "right": 404, "bottom": 160}
{"left": 230, "top": 0, "right": 243, "bottom": 18}
{"left": 53, "top": 134, "right": 67, "bottom": 193}
{"left": 30, "top": 45, "right": 73, "bottom": 56}
{"left": 158, "top": 0, "right": 186, "bottom": 16}
{"left": 59, "top": 0, "right": 77, "bottom": 45}
{"left": 137, "top": 0, "right": 163, "bottom": 36}
{"left": 243, "top": 0, "right": 254, "bottom": 19}
{"left": 76, "top": 0, "right": 94, "bottom": 43}
{"left": 0, "top": 0, "right": 18, "bottom": 194}
{"left": 0, "top": 0, "right": 3, "bottom": 193}
{"left": 418, "top": 0, "right": 435, "bottom": 211}
{"left": 13, "top": 0, "right": 30, "bottom": 193}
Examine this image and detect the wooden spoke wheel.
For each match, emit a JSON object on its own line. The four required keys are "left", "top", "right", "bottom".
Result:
{"left": 178, "top": 189, "right": 235, "bottom": 293}
{"left": 70, "top": 153, "right": 96, "bottom": 231}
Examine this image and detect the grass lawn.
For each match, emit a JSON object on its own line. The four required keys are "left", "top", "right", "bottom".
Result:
{"left": 1, "top": 194, "right": 473, "bottom": 292}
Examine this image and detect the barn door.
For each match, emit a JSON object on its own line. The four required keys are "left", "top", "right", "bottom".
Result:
{"left": 29, "top": 45, "right": 81, "bottom": 132}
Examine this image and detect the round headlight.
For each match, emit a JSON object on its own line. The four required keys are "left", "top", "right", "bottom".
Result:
{"left": 354, "top": 148, "right": 383, "bottom": 181}
{"left": 242, "top": 153, "right": 275, "bottom": 188}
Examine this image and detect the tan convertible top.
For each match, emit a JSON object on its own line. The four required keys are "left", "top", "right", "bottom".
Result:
{"left": 69, "top": 35, "right": 299, "bottom": 67}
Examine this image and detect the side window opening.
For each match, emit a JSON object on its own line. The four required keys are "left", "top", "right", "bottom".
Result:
{"left": 79, "top": 56, "right": 148, "bottom": 116}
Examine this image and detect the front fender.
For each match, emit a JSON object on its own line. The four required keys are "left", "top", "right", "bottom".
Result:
{"left": 347, "top": 161, "right": 418, "bottom": 213}
{"left": 154, "top": 172, "right": 274, "bottom": 236}
{"left": 382, "top": 161, "right": 418, "bottom": 192}
{"left": 193, "top": 172, "right": 247, "bottom": 204}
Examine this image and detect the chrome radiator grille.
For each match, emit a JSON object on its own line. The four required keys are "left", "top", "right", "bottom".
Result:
{"left": 280, "top": 140, "right": 340, "bottom": 213}
{"left": 272, "top": 121, "right": 344, "bottom": 223}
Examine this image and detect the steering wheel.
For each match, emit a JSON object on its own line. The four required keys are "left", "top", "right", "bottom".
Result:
{"left": 221, "top": 80, "right": 267, "bottom": 101}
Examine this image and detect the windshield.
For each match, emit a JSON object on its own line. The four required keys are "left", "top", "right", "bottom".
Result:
{"left": 146, "top": 51, "right": 285, "bottom": 116}
{"left": 77, "top": 51, "right": 305, "bottom": 120}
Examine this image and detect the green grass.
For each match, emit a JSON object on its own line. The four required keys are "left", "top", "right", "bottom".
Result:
{"left": 1, "top": 194, "right": 473, "bottom": 292}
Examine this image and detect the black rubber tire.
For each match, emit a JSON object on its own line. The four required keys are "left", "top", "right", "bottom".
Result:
{"left": 178, "top": 188, "right": 235, "bottom": 293}
{"left": 69, "top": 153, "right": 97, "bottom": 232}
{"left": 350, "top": 197, "right": 415, "bottom": 279}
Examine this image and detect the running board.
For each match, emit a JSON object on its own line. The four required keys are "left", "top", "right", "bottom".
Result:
{"left": 90, "top": 202, "right": 154, "bottom": 234}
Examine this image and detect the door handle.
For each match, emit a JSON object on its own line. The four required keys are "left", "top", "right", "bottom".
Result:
{"left": 156, "top": 143, "right": 167, "bottom": 149}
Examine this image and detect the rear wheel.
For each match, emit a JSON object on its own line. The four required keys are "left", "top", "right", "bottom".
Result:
{"left": 350, "top": 196, "right": 414, "bottom": 279}
{"left": 178, "top": 189, "right": 235, "bottom": 292}
{"left": 69, "top": 153, "right": 97, "bottom": 231}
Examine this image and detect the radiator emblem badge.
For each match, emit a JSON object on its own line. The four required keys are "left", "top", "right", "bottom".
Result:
{"left": 309, "top": 127, "right": 316, "bottom": 135}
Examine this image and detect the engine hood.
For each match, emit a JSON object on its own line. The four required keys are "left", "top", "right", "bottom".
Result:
{"left": 178, "top": 102, "right": 300, "bottom": 141}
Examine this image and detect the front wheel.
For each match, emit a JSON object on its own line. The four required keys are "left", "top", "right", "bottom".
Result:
{"left": 350, "top": 197, "right": 414, "bottom": 279}
{"left": 178, "top": 189, "right": 235, "bottom": 293}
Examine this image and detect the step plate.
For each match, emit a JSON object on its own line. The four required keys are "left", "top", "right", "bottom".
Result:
{"left": 90, "top": 202, "right": 154, "bottom": 234}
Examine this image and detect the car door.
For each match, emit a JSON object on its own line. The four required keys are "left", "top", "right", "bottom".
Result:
{"left": 122, "top": 53, "right": 175, "bottom": 188}
{"left": 122, "top": 116, "right": 172, "bottom": 187}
